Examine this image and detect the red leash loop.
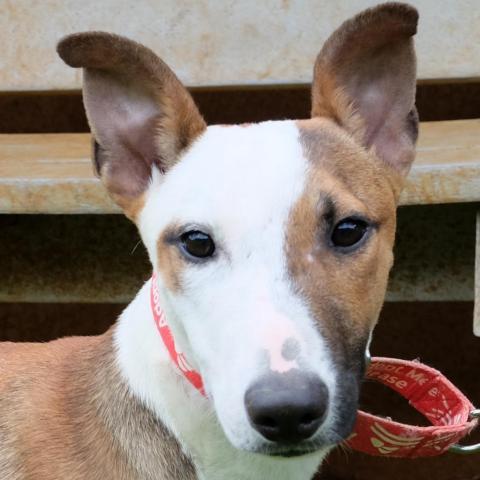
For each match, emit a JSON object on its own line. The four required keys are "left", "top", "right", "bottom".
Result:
{"left": 150, "top": 275, "right": 478, "bottom": 457}
{"left": 347, "top": 357, "right": 478, "bottom": 457}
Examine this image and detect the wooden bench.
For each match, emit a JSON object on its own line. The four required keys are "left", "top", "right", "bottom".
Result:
{"left": 1, "top": 120, "right": 480, "bottom": 214}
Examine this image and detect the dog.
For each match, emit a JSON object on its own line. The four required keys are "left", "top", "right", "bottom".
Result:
{"left": 0, "top": 3, "right": 418, "bottom": 479}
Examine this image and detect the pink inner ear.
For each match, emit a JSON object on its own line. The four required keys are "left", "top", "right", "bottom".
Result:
{"left": 357, "top": 84, "right": 392, "bottom": 145}
{"left": 86, "top": 70, "right": 162, "bottom": 197}
{"left": 339, "top": 59, "right": 416, "bottom": 175}
{"left": 353, "top": 77, "right": 416, "bottom": 175}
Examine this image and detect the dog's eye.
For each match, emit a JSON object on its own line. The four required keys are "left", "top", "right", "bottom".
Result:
{"left": 180, "top": 230, "right": 215, "bottom": 259}
{"left": 331, "top": 218, "right": 369, "bottom": 248}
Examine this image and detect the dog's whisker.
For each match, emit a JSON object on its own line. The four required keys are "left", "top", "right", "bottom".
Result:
{"left": 131, "top": 240, "right": 142, "bottom": 255}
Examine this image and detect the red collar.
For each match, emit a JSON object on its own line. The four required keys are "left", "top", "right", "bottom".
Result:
{"left": 150, "top": 274, "right": 477, "bottom": 458}
{"left": 150, "top": 273, "right": 205, "bottom": 395}
{"left": 350, "top": 357, "right": 478, "bottom": 457}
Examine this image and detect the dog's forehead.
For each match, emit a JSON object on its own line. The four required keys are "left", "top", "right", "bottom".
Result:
{"left": 142, "top": 118, "right": 394, "bottom": 245}
{"left": 148, "top": 120, "right": 308, "bottom": 230}
{"left": 182, "top": 120, "right": 305, "bottom": 194}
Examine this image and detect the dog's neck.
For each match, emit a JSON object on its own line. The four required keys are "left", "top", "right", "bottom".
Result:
{"left": 114, "top": 279, "right": 326, "bottom": 480}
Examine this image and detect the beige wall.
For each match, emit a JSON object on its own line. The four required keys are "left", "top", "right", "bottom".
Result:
{"left": 1, "top": 0, "right": 479, "bottom": 91}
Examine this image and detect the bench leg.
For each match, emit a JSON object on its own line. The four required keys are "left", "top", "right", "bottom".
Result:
{"left": 474, "top": 211, "right": 480, "bottom": 337}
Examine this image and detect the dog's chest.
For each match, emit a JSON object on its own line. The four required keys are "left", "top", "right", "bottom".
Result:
{"left": 160, "top": 393, "right": 324, "bottom": 480}
{"left": 195, "top": 453, "right": 323, "bottom": 480}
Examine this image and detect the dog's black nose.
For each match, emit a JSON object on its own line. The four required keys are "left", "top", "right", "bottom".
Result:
{"left": 244, "top": 370, "right": 329, "bottom": 443}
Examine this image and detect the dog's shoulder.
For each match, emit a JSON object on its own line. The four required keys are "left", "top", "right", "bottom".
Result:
{"left": 0, "top": 335, "right": 103, "bottom": 386}
{"left": 0, "top": 333, "right": 118, "bottom": 480}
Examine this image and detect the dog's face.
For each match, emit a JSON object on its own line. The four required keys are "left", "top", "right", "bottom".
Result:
{"left": 58, "top": 3, "right": 418, "bottom": 457}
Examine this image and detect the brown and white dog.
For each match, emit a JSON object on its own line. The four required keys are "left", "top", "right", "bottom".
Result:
{"left": 0, "top": 3, "right": 418, "bottom": 479}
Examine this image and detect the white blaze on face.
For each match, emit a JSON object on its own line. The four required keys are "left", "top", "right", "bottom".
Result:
{"left": 139, "top": 120, "right": 337, "bottom": 450}
{"left": 252, "top": 268, "right": 304, "bottom": 373}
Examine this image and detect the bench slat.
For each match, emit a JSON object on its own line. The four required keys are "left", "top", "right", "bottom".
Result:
{"left": 403, "top": 119, "right": 480, "bottom": 205}
{"left": 1, "top": 120, "right": 479, "bottom": 214}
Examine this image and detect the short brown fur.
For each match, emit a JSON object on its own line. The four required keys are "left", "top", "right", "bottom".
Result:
{"left": 0, "top": 329, "right": 196, "bottom": 480}
{"left": 287, "top": 118, "right": 398, "bottom": 361}
{"left": 157, "top": 226, "right": 187, "bottom": 293}
{"left": 287, "top": 2, "right": 418, "bottom": 361}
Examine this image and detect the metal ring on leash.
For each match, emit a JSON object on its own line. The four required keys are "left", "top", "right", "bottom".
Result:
{"left": 449, "top": 409, "right": 480, "bottom": 455}
{"left": 365, "top": 348, "right": 371, "bottom": 367}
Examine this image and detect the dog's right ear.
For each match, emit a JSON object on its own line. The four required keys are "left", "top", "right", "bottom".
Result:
{"left": 57, "top": 32, "right": 206, "bottom": 220}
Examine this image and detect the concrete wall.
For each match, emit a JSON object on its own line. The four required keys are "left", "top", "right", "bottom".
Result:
{"left": 1, "top": 0, "right": 479, "bottom": 91}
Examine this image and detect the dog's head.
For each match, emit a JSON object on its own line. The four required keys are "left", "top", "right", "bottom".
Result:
{"left": 58, "top": 3, "right": 418, "bottom": 458}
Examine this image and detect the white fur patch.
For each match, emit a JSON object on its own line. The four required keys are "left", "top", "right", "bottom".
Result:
{"left": 117, "top": 121, "right": 338, "bottom": 479}
{"left": 115, "top": 282, "right": 329, "bottom": 480}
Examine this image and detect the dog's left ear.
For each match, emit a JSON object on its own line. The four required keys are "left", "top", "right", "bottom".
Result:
{"left": 312, "top": 3, "right": 418, "bottom": 177}
{"left": 57, "top": 32, "right": 206, "bottom": 220}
